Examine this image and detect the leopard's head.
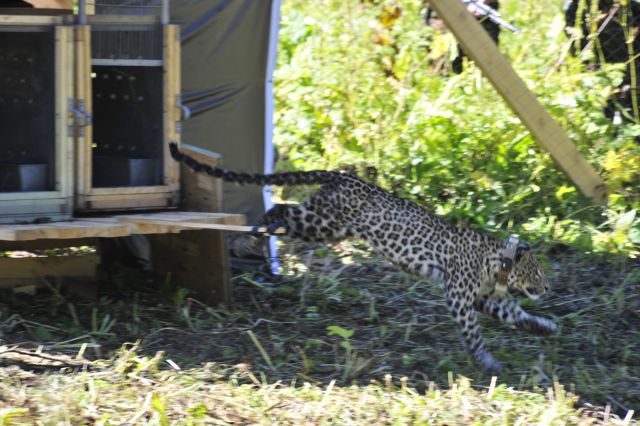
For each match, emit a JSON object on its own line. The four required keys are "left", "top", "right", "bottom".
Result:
{"left": 508, "top": 244, "right": 550, "bottom": 300}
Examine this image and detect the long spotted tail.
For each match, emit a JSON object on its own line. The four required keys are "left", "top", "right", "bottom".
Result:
{"left": 169, "top": 142, "right": 346, "bottom": 186}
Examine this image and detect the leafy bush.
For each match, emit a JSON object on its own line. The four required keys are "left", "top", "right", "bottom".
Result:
{"left": 274, "top": 0, "right": 640, "bottom": 255}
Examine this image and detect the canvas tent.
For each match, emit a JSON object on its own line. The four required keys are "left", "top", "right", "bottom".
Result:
{"left": 172, "top": 0, "right": 280, "bottom": 227}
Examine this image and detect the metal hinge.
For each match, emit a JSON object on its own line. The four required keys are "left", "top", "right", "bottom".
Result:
{"left": 68, "top": 98, "right": 93, "bottom": 137}
{"left": 176, "top": 94, "right": 190, "bottom": 134}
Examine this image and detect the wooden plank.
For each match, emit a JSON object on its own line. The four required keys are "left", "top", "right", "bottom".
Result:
{"left": 0, "top": 212, "right": 245, "bottom": 241}
{"left": 114, "top": 213, "right": 245, "bottom": 235}
{"left": 0, "top": 221, "right": 131, "bottom": 241}
{"left": 0, "top": 15, "right": 64, "bottom": 25}
{"left": 117, "top": 219, "right": 276, "bottom": 235}
{"left": 89, "top": 186, "right": 178, "bottom": 195}
{"left": 0, "top": 254, "right": 99, "bottom": 290}
{"left": 149, "top": 140, "right": 235, "bottom": 304}
{"left": 27, "top": 0, "right": 72, "bottom": 9}
{"left": 427, "top": 0, "right": 607, "bottom": 205}
{"left": 79, "top": 192, "right": 178, "bottom": 211}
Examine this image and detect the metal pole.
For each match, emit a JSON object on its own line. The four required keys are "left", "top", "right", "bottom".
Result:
{"left": 78, "top": 0, "right": 87, "bottom": 25}
{"left": 161, "top": 0, "right": 170, "bottom": 25}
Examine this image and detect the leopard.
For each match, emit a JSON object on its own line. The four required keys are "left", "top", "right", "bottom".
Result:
{"left": 170, "top": 142, "right": 557, "bottom": 372}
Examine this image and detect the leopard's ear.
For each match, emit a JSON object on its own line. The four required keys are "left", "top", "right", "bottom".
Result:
{"left": 515, "top": 242, "right": 530, "bottom": 262}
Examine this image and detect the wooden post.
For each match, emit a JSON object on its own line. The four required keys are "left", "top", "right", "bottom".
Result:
{"left": 163, "top": 24, "right": 181, "bottom": 200}
{"left": 149, "top": 145, "right": 233, "bottom": 305}
{"left": 73, "top": 24, "right": 92, "bottom": 210}
{"left": 428, "top": 0, "right": 608, "bottom": 205}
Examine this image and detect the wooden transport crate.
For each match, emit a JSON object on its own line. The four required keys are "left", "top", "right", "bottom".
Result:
{"left": 0, "top": 15, "right": 74, "bottom": 223}
{"left": 73, "top": 15, "right": 181, "bottom": 212}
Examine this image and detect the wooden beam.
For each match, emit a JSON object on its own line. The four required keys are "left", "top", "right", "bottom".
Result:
{"left": 427, "top": 0, "right": 607, "bottom": 205}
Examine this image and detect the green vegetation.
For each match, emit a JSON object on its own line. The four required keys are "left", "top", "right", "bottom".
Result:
{"left": 274, "top": 0, "right": 640, "bottom": 256}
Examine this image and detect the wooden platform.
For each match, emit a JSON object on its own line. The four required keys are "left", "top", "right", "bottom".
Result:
{"left": 0, "top": 211, "right": 245, "bottom": 304}
{"left": 0, "top": 212, "right": 245, "bottom": 241}
{"left": 0, "top": 144, "right": 245, "bottom": 305}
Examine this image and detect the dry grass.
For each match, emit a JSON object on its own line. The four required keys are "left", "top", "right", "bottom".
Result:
{"left": 0, "top": 344, "right": 633, "bottom": 425}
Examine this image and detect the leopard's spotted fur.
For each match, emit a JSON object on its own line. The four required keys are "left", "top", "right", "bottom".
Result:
{"left": 170, "top": 143, "right": 556, "bottom": 371}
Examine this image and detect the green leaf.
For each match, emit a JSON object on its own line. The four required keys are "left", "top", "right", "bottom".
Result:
{"left": 327, "top": 325, "right": 354, "bottom": 339}
{"left": 339, "top": 341, "right": 353, "bottom": 351}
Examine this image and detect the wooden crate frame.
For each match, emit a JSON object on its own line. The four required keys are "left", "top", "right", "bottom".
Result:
{"left": 73, "top": 17, "right": 181, "bottom": 212}
{"left": 0, "top": 16, "right": 74, "bottom": 223}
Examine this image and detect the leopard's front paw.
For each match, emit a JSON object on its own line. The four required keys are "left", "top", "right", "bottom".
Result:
{"left": 527, "top": 317, "right": 557, "bottom": 336}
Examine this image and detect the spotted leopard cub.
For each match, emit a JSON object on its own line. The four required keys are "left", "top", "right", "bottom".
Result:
{"left": 170, "top": 143, "right": 557, "bottom": 372}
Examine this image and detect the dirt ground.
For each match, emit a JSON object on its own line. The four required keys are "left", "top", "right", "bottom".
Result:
{"left": 0, "top": 240, "right": 638, "bottom": 415}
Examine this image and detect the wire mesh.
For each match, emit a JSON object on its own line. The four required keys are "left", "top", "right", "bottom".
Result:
{"left": 91, "top": 26, "right": 163, "bottom": 60}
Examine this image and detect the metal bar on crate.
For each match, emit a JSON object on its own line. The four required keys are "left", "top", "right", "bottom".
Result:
{"left": 78, "top": 0, "right": 87, "bottom": 25}
{"left": 161, "top": 0, "right": 169, "bottom": 25}
{"left": 91, "top": 58, "right": 163, "bottom": 66}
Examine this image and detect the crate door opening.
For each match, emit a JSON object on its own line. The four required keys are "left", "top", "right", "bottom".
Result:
{"left": 75, "top": 21, "right": 180, "bottom": 212}
{"left": 0, "top": 24, "right": 73, "bottom": 224}
{"left": 92, "top": 65, "right": 163, "bottom": 188}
